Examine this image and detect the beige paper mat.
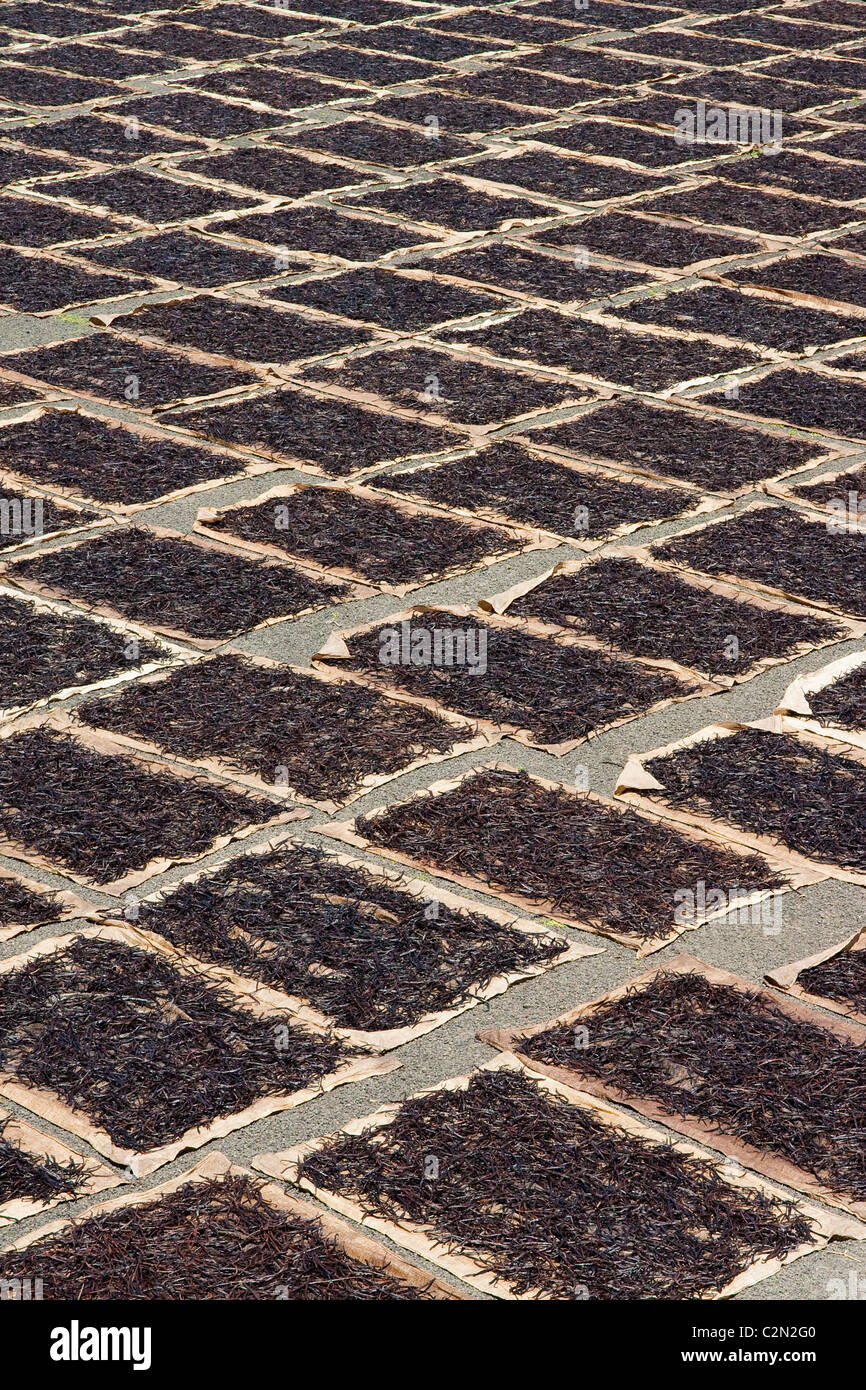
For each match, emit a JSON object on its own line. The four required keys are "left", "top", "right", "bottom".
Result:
{"left": 165, "top": 376, "right": 471, "bottom": 482}
{"left": 69, "top": 649, "right": 496, "bottom": 813}
{"left": 318, "top": 759, "right": 814, "bottom": 955}
{"left": 766, "top": 926, "right": 866, "bottom": 1029}
{"left": 776, "top": 647, "right": 866, "bottom": 751}
{"left": 193, "top": 479, "right": 556, "bottom": 595}
{"left": 0, "top": 582, "right": 192, "bottom": 726}
{"left": 0, "top": 404, "right": 294, "bottom": 515}
{"left": 0, "top": 924, "right": 398, "bottom": 1178}
{"left": 480, "top": 547, "right": 865, "bottom": 686}
{"left": 478, "top": 953, "right": 866, "bottom": 1221}
{"left": 0, "top": 708, "right": 308, "bottom": 895}
{"left": 0, "top": 465, "right": 114, "bottom": 550}
{"left": 0, "top": 405, "right": 297, "bottom": 519}
{"left": 97, "top": 825, "right": 603, "bottom": 1051}
{"left": 253, "top": 1053, "right": 864, "bottom": 1301}
{"left": 646, "top": 496, "right": 866, "bottom": 621}
{"left": 764, "top": 450, "right": 866, "bottom": 509}
{"left": 313, "top": 601, "right": 715, "bottom": 756}
{"left": 0, "top": 1149, "right": 464, "bottom": 1297}
{"left": 1, "top": 520, "right": 367, "bottom": 649}
{"left": 368, "top": 445, "right": 726, "bottom": 548}
{"left": 616, "top": 716, "right": 866, "bottom": 886}
{"left": 0, "top": 1108, "right": 124, "bottom": 1229}
{"left": 0, "top": 326, "right": 279, "bottom": 417}
{"left": 0, "top": 864, "right": 96, "bottom": 945}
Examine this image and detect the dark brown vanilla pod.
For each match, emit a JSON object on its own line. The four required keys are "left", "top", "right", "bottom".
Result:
{"left": 255, "top": 1057, "right": 862, "bottom": 1300}
{"left": 0, "top": 926, "right": 395, "bottom": 1176}
{"left": 480, "top": 955, "right": 866, "bottom": 1219}
{"left": 0, "top": 1153, "right": 463, "bottom": 1300}
{"left": 97, "top": 831, "right": 596, "bottom": 1049}
{"left": 320, "top": 762, "right": 807, "bottom": 954}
